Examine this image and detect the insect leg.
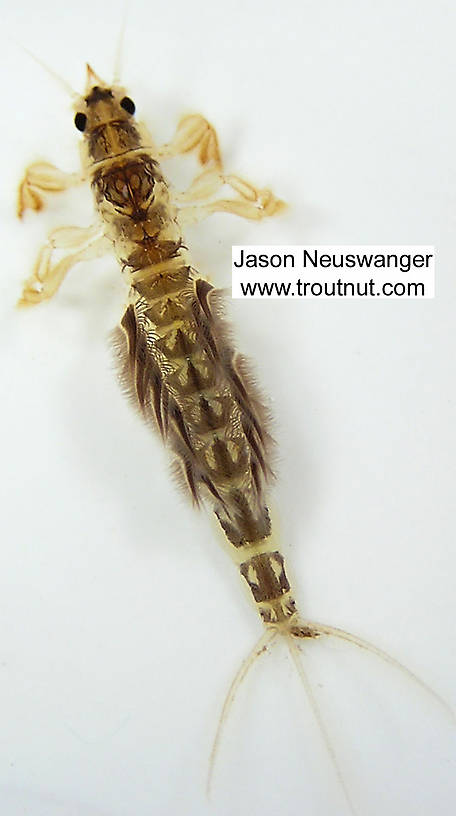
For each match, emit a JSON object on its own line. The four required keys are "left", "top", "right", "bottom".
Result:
{"left": 17, "top": 162, "right": 83, "bottom": 218}
{"left": 18, "top": 225, "right": 109, "bottom": 307}
{"left": 177, "top": 176, "right": 286, "bottom": 225}
{"left": 158, "top": 113, "right": 222, "bottom": 168}
{"left": 173, "top": 168, "right": 225, "bottom": 202}
{"left": 162, "top": 112, "right": 285, "bottom": 222}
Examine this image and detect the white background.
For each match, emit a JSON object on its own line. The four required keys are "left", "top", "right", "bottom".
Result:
{"left": 1, "top": 1, "right": 455, "bottom": 815}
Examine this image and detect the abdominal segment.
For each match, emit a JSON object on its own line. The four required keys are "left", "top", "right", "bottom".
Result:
{"left": 117, "top": 270, "right": 272, "bottom": 540}
{"left": 101, "top": 151, "right": 295, "bottom": 623}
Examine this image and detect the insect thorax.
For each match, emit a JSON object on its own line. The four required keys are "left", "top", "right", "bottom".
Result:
{"left": 88, "top": 138, "right": 298, "bottom": 630}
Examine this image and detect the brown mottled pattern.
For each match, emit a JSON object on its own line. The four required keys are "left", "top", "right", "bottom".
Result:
{"left": 89, "top": 121, "right": 142, "bottom": 163}
{"left": 97, "top": 152, "right": 291, "bottom": 612}
{"left": 240, "top": 552, "right": 290, "bottom": 603}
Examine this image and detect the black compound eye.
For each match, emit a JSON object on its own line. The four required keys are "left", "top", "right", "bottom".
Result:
{"left": 120, "top": 96, "right": 135, "bottom": 115}
{"left": 74, "top": 112, "right": 87, "bottom": 132}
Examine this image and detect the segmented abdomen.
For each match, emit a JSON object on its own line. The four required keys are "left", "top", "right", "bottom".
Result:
{"left": 93, "top": 153, "right": 272, "bottom": 548}
{"left": 121, "top": 269, "right": 273, "bottom": 549}
{"left": 93, "top": 150, "right": 298, "bottom": 626}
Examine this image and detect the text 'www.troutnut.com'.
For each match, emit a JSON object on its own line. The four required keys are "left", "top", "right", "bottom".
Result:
{"left": 232, "top": 246, "right": 435, "bottom": 299}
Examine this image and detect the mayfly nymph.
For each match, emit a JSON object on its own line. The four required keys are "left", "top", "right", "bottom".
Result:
{"left": 17, "top": 62, "right": 452, "bottom": 813}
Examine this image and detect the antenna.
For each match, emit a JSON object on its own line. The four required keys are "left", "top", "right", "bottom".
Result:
{"left": 113, "top": 0, "right": 129, "bottom": 83}
{"left": 16, "top": 42, "right": 78, "bottom": 100}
